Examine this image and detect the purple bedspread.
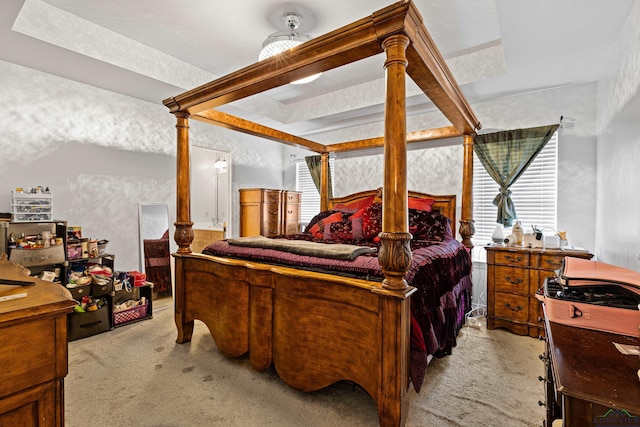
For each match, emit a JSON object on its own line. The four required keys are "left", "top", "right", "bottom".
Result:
{"left": 203, "top": 236, "right": 472, "bottom": 392}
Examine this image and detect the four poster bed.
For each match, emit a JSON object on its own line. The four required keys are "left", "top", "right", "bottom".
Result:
{"left": 163, "top": 1, "right": 481, "bottom": 426}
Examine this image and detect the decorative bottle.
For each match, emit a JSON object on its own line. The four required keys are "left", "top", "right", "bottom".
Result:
{"left": 512, "top": 221, "right": 524, "bottom": 246}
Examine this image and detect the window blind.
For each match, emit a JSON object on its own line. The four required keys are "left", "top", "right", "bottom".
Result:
{"left": 296, "top": 158, "right": 335, "bottom": 225}
{"left": 472, "top": 132, "right": 558, "bottom": 247}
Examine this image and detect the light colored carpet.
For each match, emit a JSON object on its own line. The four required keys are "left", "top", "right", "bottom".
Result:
{"left": 65, "top": 302, "right": 545, "bottom": 426}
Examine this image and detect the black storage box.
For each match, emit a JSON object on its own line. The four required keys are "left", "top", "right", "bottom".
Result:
{"left": 68, "top": 305, "right": 110, "bottom": 341}
{"left": 91, "top": 279, "right": 113, "bottom": 296}
{"left": 68, "top": 284, "right": 91, "bottom": 301}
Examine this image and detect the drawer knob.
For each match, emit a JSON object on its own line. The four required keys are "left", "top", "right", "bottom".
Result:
{"left": 504, "top": 302, "right": 523, "bottom": 312}
{"left": 505, "top": 255, "right": 522, "bottom": 263}
{"left": 504, "top": 276, "right": 523, "bottom": 285}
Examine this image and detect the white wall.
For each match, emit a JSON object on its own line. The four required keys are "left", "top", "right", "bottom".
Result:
{"left": 0, "top": 59, "right": 285, "bottom": 272}
{"left": 595, "top": 0, "right": 640, "bottom": 271}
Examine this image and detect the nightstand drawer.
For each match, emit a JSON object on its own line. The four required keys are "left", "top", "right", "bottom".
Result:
{"left": 284, "top": 192, "right": 300, "bottom": 204}
{"left": 284, "top": 206, "right": 299, "bottom": 222}
{"left": 494, "top": 266, "right": 529, "bottom": 293}
{"left": 494, "top": 250, "right": 530, "bottom": 267}
{"left": 539, "top": 254, "right": 564, "bottom": 271}
{"left": 263, "top": 204, "right": 281, "bottom": 221}
{"left": 263, "top": 191, "right": 282, "bottom": 204}
{"left": 494, "top": 292, "right": 529, "bottom": 323}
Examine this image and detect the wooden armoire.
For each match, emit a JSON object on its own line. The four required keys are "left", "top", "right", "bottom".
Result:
{"left": 239, "top": 188, "right": 301, "bottom": 237}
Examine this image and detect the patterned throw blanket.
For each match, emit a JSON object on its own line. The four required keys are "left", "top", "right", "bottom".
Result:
{"left": 228, "top": 236, "right": 377, "bottom": 260}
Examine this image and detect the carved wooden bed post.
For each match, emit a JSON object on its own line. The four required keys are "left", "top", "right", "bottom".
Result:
{"left": 320, "top": 152, "right": 330, "bottom": 212}
{"left": 174, "top": 111, "right": 194, "bottom": 254}
{"left": 459, "top": 134, "right": 475, "bottom": 249}
{"left": 379, "top": 34, "right": 411, "bottom": 291}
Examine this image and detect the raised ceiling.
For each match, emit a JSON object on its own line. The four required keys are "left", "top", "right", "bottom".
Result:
{"left": 0, "top": 0, "right": 634, "bottom": 137}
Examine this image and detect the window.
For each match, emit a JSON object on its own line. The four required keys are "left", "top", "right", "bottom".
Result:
{"left": 296, "top": 158, "right": 335, "bottom": 225}
{"left": 472, "top": 132, "right": 558, "bottom": 251}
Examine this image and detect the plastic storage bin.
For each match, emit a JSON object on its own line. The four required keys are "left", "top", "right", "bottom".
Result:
{"left": 11, "top": 192, "right": 53, "bottom": 222}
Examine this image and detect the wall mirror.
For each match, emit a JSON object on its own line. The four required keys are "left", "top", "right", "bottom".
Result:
{"left": 138, "top": 203, "right": 172, "bottom": 297}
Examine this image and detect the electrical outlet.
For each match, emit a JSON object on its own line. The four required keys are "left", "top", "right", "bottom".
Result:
{"left": 205, "top": 211, "right": 209, "bottom": 217}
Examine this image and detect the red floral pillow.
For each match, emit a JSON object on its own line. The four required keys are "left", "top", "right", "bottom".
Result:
{"left": 360, "top": 202, "right": 383, "bottom": 241}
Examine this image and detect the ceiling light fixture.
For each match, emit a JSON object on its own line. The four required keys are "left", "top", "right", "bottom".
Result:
{"left": 258, "top": 12, "right": 321, "bottom": 84}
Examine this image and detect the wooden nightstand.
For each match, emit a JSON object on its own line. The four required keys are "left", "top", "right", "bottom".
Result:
{"left": 485, "top": 245, "right": 593, "bottom": 337}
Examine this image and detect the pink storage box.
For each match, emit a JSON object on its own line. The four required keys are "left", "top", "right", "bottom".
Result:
{"left": 542, "top": 257, "right": 640, "bottom": 337}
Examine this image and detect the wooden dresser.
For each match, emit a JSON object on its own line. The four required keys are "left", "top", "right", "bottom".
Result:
{"left": 0, "top": 254, "right": 76, "bottom": 426}
{"left": 485, "top": 246, "right": 593, "bottom": 337}
{"left": 239, "top": 189, "right": 301, "bottom": 237}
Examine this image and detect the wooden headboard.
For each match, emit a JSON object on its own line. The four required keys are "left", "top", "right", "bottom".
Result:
{"left": 329, "top": 188, "right": 457, "bottom": 236}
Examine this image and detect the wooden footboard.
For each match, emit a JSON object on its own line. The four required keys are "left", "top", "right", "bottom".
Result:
{"left": 174, "top": 253, "right": 416, "bottom": 427}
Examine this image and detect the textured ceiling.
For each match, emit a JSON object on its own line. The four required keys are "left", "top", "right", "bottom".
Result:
{"left": 0, "top": 0, "right": 635, "bottom": 137}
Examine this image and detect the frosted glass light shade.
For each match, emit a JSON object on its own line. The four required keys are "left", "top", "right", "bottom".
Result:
{"left": 258, "top": 29, "right": 321, "bottom": 84}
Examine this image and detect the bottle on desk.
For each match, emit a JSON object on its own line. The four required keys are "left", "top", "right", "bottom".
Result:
{"left": 512, "top": 221, "right": 524, "bottom": 247}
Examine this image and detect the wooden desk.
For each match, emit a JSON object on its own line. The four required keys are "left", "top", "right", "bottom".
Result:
{"left": 543, "top": 307, "right": 640, "bottom": 426}
{"left": 0, "top": 254, "right": 76, "bottom": 426}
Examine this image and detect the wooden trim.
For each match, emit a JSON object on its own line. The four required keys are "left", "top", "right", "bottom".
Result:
{"left": 162, "top": 1, "right": 481, "bottom": 136}
{"left": 402, "top": 2, "right": 481, "bottom": 134}
{"left": 460, "top": 134, "right": 475, "bottom": 248}
{"left": 174, "top": 112, "right": 193, "bottom": 254}
{"left": 379, "top": 33, "right": 411, "bottom": 290}
{"left": 194, "top": 110, "right": 326, "bottom": 153}
{"left": 326, "top": 126, "right": 461, "bottom": 153}
{"left": 320, "top": 153, "right": 330, "bottom": 212}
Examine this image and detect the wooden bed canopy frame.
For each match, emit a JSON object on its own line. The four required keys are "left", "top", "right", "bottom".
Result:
{"left": 163, "top": 1, "right": 481, "bottom": 425}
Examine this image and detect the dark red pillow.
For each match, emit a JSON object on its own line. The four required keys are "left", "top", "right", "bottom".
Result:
{"left": 323, "top": 216, "right": 353, "bottom": 241}
{"left": 333, "top": 195, "right": 375, "bottom": 213}
{"left": 360, "top": 202, "right": 383, "bottom": 241}
{"left": 308, "top": 211, "right": 343, "bottom": 239}
{"left": 409, "top": 210, "right": 449, "bottom": 242}
{"left": 408, "top": 197, "right": 435, "bottom": 212}
{"left": 304, "top": 210, "right": 336, "bottom": 234}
